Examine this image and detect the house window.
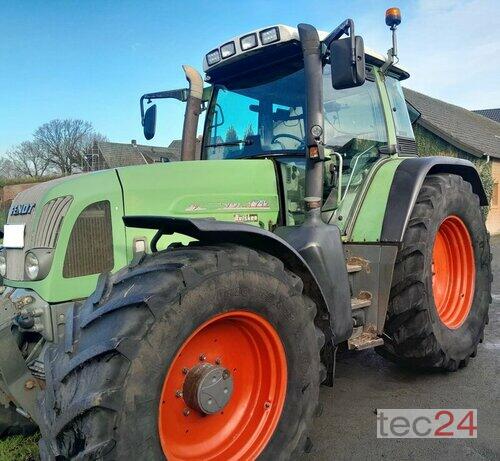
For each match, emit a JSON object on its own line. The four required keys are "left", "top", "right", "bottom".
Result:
{"left": 154, "top": 157, "right": 170, "bottom": 163}
{"left": 492, "top": 182, "right": 498, "bottom": 207}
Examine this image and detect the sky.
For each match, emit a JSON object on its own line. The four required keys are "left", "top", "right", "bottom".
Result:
{"left": 1, "top": 0, "right": 499, "bottom": 154}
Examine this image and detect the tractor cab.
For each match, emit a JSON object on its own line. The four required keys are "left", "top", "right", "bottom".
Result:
{"left": 142, "top": 21, "right": 415, "bottom": 232}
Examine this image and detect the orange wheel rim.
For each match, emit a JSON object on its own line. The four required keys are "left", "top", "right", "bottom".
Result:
{"left": 432, "top": 215, "right": 475, "bottom": 329}
{"left": 158, "top": 311, "right": 287, "bottom": 460}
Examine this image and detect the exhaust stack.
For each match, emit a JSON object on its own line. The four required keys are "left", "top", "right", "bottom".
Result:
{"left": 181, "top": 65, "right": 204, "bottom": 161}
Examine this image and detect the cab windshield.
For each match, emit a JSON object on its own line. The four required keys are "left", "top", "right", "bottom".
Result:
{"left": 203, "top": 63, "right": 392, "bottom": 230}
{"left": 202, "top": 65, "right": 388, "bottom": 162}
{"left": 203, "top": 68, "right": 306, "bottom": 159}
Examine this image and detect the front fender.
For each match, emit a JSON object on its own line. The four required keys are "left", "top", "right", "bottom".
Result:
{"left": 123, "top": 216, "right": 351, "bottom": 344}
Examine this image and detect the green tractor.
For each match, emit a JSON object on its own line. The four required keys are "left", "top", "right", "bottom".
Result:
{"left": 3, "top": 8, "right": 494, "bottom": 460}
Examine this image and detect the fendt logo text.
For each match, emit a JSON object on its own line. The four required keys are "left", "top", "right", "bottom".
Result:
{"left": 10, "top": 203, "right": 35, "bottom": 216}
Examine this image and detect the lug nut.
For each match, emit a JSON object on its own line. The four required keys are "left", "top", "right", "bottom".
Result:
{"left": 182, "top": 368, "right": 189, "bottom": 375}
{"left": 175, "top": 390, "right": 183, "bottom": 398}
{"left": 222, "top": 369, "right": 230, "bottom": 380}
{"left": 183, "top": 408, "right": 190, "bottom": 416}
{"left": 199, "top": 354, "right": 207, "bottom": 362}
{"left": 215, "top": 357, "right": 221, "bottom": 365}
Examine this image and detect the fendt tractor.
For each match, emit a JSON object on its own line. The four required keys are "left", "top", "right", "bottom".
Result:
{"left": 1, "top": 8, "right": 493, "bottom": 460}
{"left": 0, "top": 66, "right": 210, "bottom": 435}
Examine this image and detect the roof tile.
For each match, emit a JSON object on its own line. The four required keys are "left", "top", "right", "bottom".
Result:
{"left": 403, "top": 88, "right": 500, "bottom": 159}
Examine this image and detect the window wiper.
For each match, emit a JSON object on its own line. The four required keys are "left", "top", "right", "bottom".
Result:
{"left": 205, "top": 139, "right": 254, "bottom": 147}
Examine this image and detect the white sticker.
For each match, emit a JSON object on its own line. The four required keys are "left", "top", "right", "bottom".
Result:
{"left": 3, "top": 224, "right": 25, "bottom": 248}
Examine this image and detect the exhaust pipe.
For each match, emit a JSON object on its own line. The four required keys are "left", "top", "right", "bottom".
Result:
{"left": 181, "top": 65, "right": 204, "bottom": 161}
{"left": 298, "top": 24, "right": 324, "bottom": 215}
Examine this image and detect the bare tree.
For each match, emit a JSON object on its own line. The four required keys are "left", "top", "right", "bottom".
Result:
{"left": 5, "top": 141, "right": 51, "bottom": 177}
{"left": 0, "top": 158, "right": 17, "bottom": 179}
{"left": 34, "top": 119, "right": 105, "bottom": 174}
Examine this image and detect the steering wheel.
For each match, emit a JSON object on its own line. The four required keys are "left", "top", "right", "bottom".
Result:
{"left": 271, "top": 133, "right": 305, "bottom": 149}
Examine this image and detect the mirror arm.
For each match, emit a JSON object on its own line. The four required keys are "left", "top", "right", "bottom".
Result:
{"left": 323, "top": 18, "right": 356, "bottom": 64}
{"left": 140, "top": 88, "right": 188, "bottom": 125}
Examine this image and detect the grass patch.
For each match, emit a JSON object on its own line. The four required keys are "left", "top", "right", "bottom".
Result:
{"left": 0, "top": 433, "right": 39, "bottom": 461}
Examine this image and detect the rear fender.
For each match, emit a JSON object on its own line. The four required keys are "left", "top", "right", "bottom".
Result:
{"left": 381, "top": 156, "right": 487, "bottom": 243}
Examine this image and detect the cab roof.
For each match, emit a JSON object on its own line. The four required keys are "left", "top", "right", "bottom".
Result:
{"left": 203, "top": 24, "right": 409, "bottom": 81}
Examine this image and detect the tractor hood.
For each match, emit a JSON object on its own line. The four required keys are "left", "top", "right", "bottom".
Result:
{"left": 117, "top": 159, "right": 279, "bottom": 229}
{"left": 2, "top": 160, "right": 279, "bottom": 303}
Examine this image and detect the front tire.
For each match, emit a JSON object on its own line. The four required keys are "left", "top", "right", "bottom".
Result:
{"left": 38, "top": 244, "right": 323, "bottom": 460}
{"left": 380, "top": 174, "right": 491, "bottom": 370}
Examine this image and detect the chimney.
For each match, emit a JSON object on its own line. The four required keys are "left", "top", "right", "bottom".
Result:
{"left": 131, "top": 139, "right": 137, "bottom": 145}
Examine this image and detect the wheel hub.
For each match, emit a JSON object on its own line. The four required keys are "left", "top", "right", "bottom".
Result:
{"left": 182, "top": 363, "right": 233, "bottom": 415}
{"left": 158, "top": 310, "right": 287, "bottom": 460}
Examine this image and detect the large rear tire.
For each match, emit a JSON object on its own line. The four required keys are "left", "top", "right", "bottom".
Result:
{"left": 38, "top": 244, "right": 323, "bottom": 460}
{"left": 379, "top": 174, "right": 491, "bottom": 370}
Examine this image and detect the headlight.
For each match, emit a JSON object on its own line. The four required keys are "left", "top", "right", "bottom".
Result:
{"left": 206, "top": 49, "right": 221, "bottom": 66}
{"left": 0, "top": 253, "right": 6, "bottom": 277}
{"left": 240, "top": 33, "right": 258, "bottom": 51}
{"left": 220, "top": 41, "right": 236, "bottom": 59}
{"left": 25, "top": 252, "right": 40, "bottom": 280}
{"left": 259, "top": 27, "right": 280, "bottom": 45}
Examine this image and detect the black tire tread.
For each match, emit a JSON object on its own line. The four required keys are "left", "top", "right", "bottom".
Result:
{"left": 38, "top": 243, "right": 323, "bottom": 460}
{"left": 379, "top": 174, "right": 491, "bottom": 370}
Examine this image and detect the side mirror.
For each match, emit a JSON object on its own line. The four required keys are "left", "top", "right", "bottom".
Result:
{"left": 143, "top": 104, "right": 157, "bottom": 140}
{"left": 330, "top": 36, "right": 365, "bottom": 90}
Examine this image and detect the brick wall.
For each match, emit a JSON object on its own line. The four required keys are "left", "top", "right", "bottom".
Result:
{"left": 486, "top": 159, "right": 500, "bottom": 235}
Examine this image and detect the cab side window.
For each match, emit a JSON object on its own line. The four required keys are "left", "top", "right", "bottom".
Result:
{"left": 385, "top": 76, "right": 414, "bottom": 139}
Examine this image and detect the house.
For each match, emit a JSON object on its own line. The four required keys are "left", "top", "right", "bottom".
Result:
{"left": 404, "top": 88, "right": 500, "bottom": 235}
{"left": 83, "top": 140, "right": 182, "bottom": 171}
{"left": 474, "top": 108, "right": 500, "bottom": 124}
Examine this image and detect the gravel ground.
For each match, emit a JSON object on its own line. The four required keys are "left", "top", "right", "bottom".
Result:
{"left": 301, "top": 234, "right": 500, "bottom": 461}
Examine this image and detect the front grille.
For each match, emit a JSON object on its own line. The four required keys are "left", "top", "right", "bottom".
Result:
{"left": 5, "top": 183, "right": 70, "bottom": 280}
{"left": 397, "top": 137, "right": 418, "bottom": 155}
{"left": 34, "top": 196, "right": 73, "bottom": 247}
{"left": 63, "top": 201, "right": 114, "bottom": 278}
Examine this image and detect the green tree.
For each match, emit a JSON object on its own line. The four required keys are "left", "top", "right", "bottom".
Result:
{"left": 244, "top": 124, "right": 255, "bottom": 139}
{"left": 225, "top": 125, "right": 238, "bottom": 143}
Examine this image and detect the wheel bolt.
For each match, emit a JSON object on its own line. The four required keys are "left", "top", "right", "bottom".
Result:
{"left": 222, "top": 369, "right": 230, "bottom": 380}
{"left": 183, "top": 408, "right": 190, "bottom": 416}
{"left": 199, "top": 354, "right": 207, "bottom": 362}
{"left": 175, "top": 390, "right": 183, "bottom": 398}
{"left": 182, "top": 367, "right": 189, "bottom": 375}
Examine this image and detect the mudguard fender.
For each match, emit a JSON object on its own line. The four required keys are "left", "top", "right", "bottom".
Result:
{"left": 123, "top": 216, "right": 352, "bottom": 344}
{"left": 381, "top": 156, "right": 488, "bottom": 243}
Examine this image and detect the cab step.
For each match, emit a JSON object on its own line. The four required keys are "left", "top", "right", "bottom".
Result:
{"left": 347, "top": 263, "right": 363, "bottom": 273}
{"left": 351, "top": 292, "right": 372, "bottom": 310}
{"left": 348, "top": 325, "right": 384, "bottom": 350}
